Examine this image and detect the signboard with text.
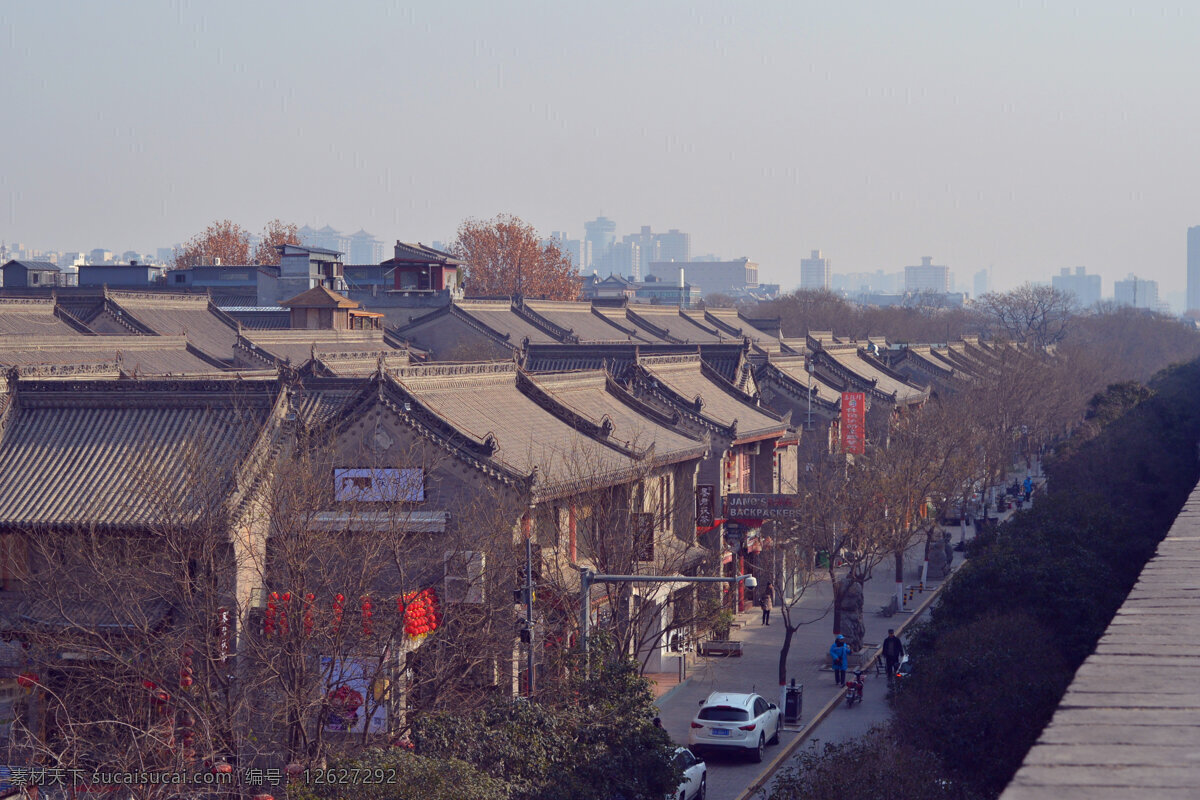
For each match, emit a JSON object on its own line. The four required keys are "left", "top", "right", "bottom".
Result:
{"left": 840, "top": 392, "right": 866, "bottom": 454}
{"left": 696, "top": 484, "right": 716, "bottom": 528}
{"left": 725, "top": 493, "right": 805, "bottom": 520}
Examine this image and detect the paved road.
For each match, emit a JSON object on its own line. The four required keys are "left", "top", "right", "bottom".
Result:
{"left": 655, "top": 536, "right": 941, "bottom": 800}
{"left": 656, "top": 467, "right": 1043, "bottom": 800}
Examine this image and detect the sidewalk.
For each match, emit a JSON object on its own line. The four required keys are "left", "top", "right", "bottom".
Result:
{"left": 651, "top": 462, "right": 1045, "bottom": 800}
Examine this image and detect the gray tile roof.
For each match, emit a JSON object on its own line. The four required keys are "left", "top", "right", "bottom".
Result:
{"left": 623, "top": 307, "right": 727, "bottom": 344}
{"left": 389, "top": 363, "right": 678, "bottom": 497}
{"left": 761, "top": 354, "right": 844, "bottom": 406}
{"left": 455, "top": 300, "right": 561, "bottom": 345}
{"left": 820, "top": 344, "right": 930, "bottom": 406}
{"left": 0, "top": 335, "right": 227, "bottom": 377}
{"left": 0, "top": 299, "right": 88, "bottom": 336}
{"left": 104, "top": 292, "right": 240, "bottom": 363}
{"left": 637, "top": 354, "right": 786, "bottom": 440}
{"left": 237, "top": 330, "right": 407, "bottom": 372}
{"left": 519, "top": 300, "right": 650, "bottom": 343}
{"left": 0, "top": 378, "right": 280, "bottom": 528}
{"left": 523, "top": 370, "right": 707, "bottom": 463}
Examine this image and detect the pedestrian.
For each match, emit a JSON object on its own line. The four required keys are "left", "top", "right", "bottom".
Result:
{"left": 829, "top": 634, "right": 850, "bottom": 686}
{"left": 882, "top": 628, "right": 904, "bottom": 679}
{"left": 1023, "top": 475, "right": 1033, "bottom": 503}
{"left": 759, "top": 581, "right": 774, "bottom": 626}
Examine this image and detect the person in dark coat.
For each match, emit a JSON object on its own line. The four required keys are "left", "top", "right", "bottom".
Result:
{"left": 882, "top": 628, "right": 905, "bottom": 679}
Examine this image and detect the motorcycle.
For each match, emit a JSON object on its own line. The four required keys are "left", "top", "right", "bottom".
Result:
{"left": 845, "top": 670, "right": 865, "bottom": 708}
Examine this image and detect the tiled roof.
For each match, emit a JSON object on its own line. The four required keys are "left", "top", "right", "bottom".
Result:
{"left": 0, "top": 378, "right": 281, "bottom": 528}
{"left": 761, "top": 354, "right": 844, "bottom": 406}
{"left": 0, "top": 335, "right": 227, "bottom": 376}
{"left": 237, "top": 329, "right": 406, "bottom": 371}
{"left": 522, "top": 370, "right": 706, "bottom": 463}
{"left": 591, "top": 306, "right": 672, "bottom": 343}
{"left": 623, "top": 307, "right": 727, "bottom": 344}
{"left": 637, "top": 354, "right": 786, "bottom": 440}
{"left": 389, "top": 363, "right": 651, "bottom": 496}
{"left": 820, "top": 344, "right": 929, "bottom": 405}
{"left": 0, "top": 299, "right": 88, "bottom": 337}
{"left": 453, "top": 300, "right": 562, "bottom": 345}
{"left": 103, "top": 292, "right": 240, "bottom": 364}
{"left": 522, "top": 343, "right": 750, "bottom": 385}
{"left": 519, "top": 300, "right": 649, "bottom": 343}
{"left": 279, "top": 286, "right": 359, "bottom": 309}
{"left": 383, "top": 242, "right": 463, "bottom": 266}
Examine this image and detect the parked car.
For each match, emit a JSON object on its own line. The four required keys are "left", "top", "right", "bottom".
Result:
{"left": 687, "top": 691, "right": 781, "bottom": 763}
{"left": 671, "top": 747, "right": 706, "bottom": 800}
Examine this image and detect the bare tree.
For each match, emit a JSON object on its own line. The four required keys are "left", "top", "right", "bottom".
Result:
{"left": 976, "top": 285, "right": 1074, "bottom": 347}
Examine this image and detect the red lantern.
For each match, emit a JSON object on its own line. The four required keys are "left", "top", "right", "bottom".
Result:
{"left": 361, "top": 597, "right": 373, "bottom": 637}
{"left": 265, "top": 592, "right": 278, "bottom": 636}
{"left": 180, "top": 646, "right": 194, "bottom": 691}
{"left": 333, "top": 593, "right": 345, "bottom": 632}
{"left": 16, "top": 671, "right": 37, "bottom": 690}
{"left": 278, "top": 592, "right": 291, "bottom": 636}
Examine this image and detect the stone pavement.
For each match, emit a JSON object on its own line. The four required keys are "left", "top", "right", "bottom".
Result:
{"left": 652, "top": 465, "right": 1044, "bottom": 800}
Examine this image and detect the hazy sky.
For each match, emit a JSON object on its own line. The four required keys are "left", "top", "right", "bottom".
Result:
{"left": 3, "top": 1, "right": 1199, "bottom": 298}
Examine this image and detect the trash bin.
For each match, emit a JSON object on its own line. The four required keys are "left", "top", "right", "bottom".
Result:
{"left": 784, "top": 678, "right": 803, "bottom": 724}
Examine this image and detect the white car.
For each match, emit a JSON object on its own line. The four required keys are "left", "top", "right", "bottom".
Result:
{"left": 671, "top": 747, "right": 706, "bottom": 800}
{"left": 687, "top": 691, "right": 781, "bottom": 763}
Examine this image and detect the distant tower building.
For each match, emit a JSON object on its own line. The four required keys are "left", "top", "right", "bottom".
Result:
{"left": 799, "top": 250, "right": 831, "bottom": 291}
{"left": 1114, "top": 273, "right": 1159, "bottom": 309}
{"left": 348, "top": 230, "right": 384, "bottom": 264}
{"left": 656, "top": 229, "right": 690, "bottom": 264}
{"left": 973, "top": 268, "right": 990, "bottom": 298}
{"left": 1188, "top": 226, "right": 1200, "bottom": 312}
{"left": 904, "top": 256, "right": 950, "bottom": 293}
{"left": 584, "top": 216, "right": 617, "bottom": 271}
{"left": 1051, "top": 266, "right": 1102, "bottom": 308}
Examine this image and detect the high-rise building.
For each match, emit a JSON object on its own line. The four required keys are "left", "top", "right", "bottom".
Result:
{"left": 904, "top": 256, "right": 950, "bottom": 293}
{"left": 1051, "top": 266, "right": 1102, "bottom": 308}
{"left": 973, "top": 268, "right": 990, "bottom": 298}
{"left": 1188, "top": 226, "right": 1200, "bottom": 312}
{"left": 1114, "top": 274, "right": 1159, "bottom": 309}
{"left": 348, "top": 230, "right": 384, "bottom": 264}
{"left": 584, "top": 216, "right": 617, "bottom": 271}
{"left": 656, "top": 229, "right": 690, "bottom": 264}
{"left": 799, "top": 250, "right": 831, "bottom": 291}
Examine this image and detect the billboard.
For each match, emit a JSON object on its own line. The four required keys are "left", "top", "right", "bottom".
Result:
{"left": 725, "top": 493, "right": 805, "bottom": 520}
{"left": 321, "top": 657, "right": 388, "bottom": 734}
{"left": 840, "top": 392, "right": 866, "bottom": 454}
{"left": 334, "top": 468, "right": 425, "bottom": 502}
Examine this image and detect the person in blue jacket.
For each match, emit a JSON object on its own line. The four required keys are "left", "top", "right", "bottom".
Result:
{"left": 829, "top": 634, "right": 850, "bottom": 686}
{"left": 1023, "top": 475, "right": 1034, "bottom": 503}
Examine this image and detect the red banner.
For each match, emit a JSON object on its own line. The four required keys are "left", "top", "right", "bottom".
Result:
{"left": 840, "top": 392, "right": 866, "bottom": 454}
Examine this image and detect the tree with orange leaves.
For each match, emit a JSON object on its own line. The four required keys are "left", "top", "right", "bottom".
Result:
{"left": 452, "top": 214, "right": 580, "bottom": 300}
{"left": 253, "top": 219, "right": 302, "bottom": 266}
{"left": 172, "top": 219, "right": 302, "bottom": 269}
{"left": 172, "top": 219, "right": 251, "bottom": 269}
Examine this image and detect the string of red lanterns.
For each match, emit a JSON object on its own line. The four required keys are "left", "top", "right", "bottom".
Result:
{"left": 260, "top": 588, "right": 440, "bottom": 639}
